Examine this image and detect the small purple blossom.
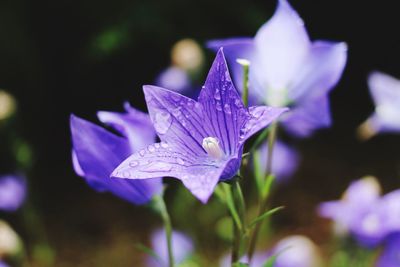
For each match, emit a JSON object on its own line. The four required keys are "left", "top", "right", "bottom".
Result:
{"left": 377, "top": 233, "right": 400, "bottom": 267}
{"left": 208, "top": 0, "right": 347, "bottom": 137}
{"left": 358, "top": 71, "right": 400, "bottom": 139}
{"left": 156, "top": 66, "right": 191, "bottom": 94}
{"left": 112, "top": 49, "right": 287, "bottom": 203}
{"left": 319, "top": 177, "right": 400, "bottom": 247}
{"left": 70, "top": 103, "right": 163, "bottom": 205}
{"left": 256, "top": 140, "right": 299, "bottom": 182}
{"left": 147, "top": 228, "right": 193, "bottom": 267}
{"left": 0, "top": 261, "right": 10, "bottom": 267}
{"left": 0, "top": 174, "right": 26, "bottom": 212}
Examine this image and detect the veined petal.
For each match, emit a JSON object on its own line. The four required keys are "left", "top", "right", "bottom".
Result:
{"left": 207, "top": 38, "right": 255, "bottom": 95}
{"left": 239, "top": 105, "right": 288, "bottom": 142}
{"left": 111, "top": 142, "right": 226, "bottom": 203}
{"left": 282, "top": 95, "right": 331, "bottom": 137}
{"left": 70, "top": 115, "right": 162, "bottom": 205}
{"left": 289, "top": 41, "right": 348, "bottom": 102}
{"left": 97, "top": 102, "right": 156, "bottom": 152}
{"left": 254, "top": 0, "right": 310, "bottom": 91}
{"left": 199, "top": 49, "right": 249, "bottom": 155}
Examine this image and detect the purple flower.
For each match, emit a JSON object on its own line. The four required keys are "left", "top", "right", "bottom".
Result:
{"left": 318, "top": 177, "right": 400, "bottom": 247}
{"left": 377, "top": 233, "right": 400, "bottom": 267}
{"left": 70, "top": 103, "right": 163, "bottom": 205}
{"left": 0, "top": 174, "right": 26, "bottom": 212}
{"left": 0, "top": 262, "right": 10, "bottom": 267}
{"left": 256, "top": 140, "right": 299, "bottom": 182}
{"left": 358, "top": 72, "right": 400, "bottom": 139}
{"left": 147, "top": 228, "right": 193, "bottom": 267}
{"left": 156, "top": 66, "right": 191, "bottom": 94}
{"left": 111, "top": 50, "right": 287, "bottom": 203}
{"left": 272, "top": 235, "right": 321, "bottom": 267}
{"left": 208, "top": 0, "right": 347, "bottom": 137}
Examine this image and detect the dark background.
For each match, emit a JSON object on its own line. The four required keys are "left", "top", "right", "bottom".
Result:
{"left": 1, "top": 0, "right": 400, "bottom": 266}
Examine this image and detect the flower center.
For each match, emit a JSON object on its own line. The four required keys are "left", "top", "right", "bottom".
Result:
{"left": 202, "top": 137, "right": 224, "bottom": 159}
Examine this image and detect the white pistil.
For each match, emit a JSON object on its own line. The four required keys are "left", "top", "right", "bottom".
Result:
{"left": 202, "top": 137, "right": 224, "bottom": 159}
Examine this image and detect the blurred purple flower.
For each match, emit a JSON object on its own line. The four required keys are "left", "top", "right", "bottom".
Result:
{"left": 319, "top": 177, "right": 400, "bottom": 247}
{"left": 358, "top": 72, "right": 400, "bottom": 139}
{"left": 0, "top": 262, "right": 9, "bottom": 267}
{"left": 272, "top": 235, "right": 321, "bottom": 267}
{"left": 70, "top": 103, "right": 163, "bottom": 205}
{"left": 156, "top": 66, "right": 191, "bottom": 94}
{"left": 377, "top": 233, "right": 400, "bottom": 267}
{"left": 112, "top": 49, "right": 287, "bottom": 203}
{"left": 256, "top": 140, "right": 299, "bottom": 182}
{"left": 219, "top": 252, "right": 267, "bottom": 267}
{"left": 147, "top": 228, "right": 193, "bottom": 267}
{"left": 208, "top": 0, "right": 347, "bottom": 137}
{"left": 0, "top": 174, "right": 26, "bottom": 212}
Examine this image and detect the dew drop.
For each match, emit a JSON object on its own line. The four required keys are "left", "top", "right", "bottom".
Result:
{"left": 123, "top": 171, "right": 131, "bottom": 178}
{"left": 129, "top": 161, "right": 139, "bottom": 167}
{"left": 223, "top": 104, "right": 231, "bottom": 114}
{"left": 214, "top": 89, "right": 221, "bottom": 100}
{"left": 160, "top": 142, "right": 169, "bottom": 148}
{"left": 154, "top": 143, "right": 160, "bottom": 149}
{"left": 147, "top": 144, "right": 155, "bottom": 152}
{"left": 171, "top": 93, "right": 181, "bottom": 102}
{"left": 187, "top": 100, "right": 194, "bottom": 108}
{"left": 249, "top": 107, "right": 264, "bottom": 118}
{"left": 234, "top": 99, "right": 243, "bottom": 108}
{"left": 216, "top": 101, "right": 222, "bottom": 111}
{"left": 154, "top": 111, "right": 172, "bottom": 134}
{"left": 176, "top": 158, "right": 185, "bottom": 165}
{"left": 139, "top": 149, "right": 146, "bottom": 157}
{"left": 172, "top": 107, "right": 181, "bottom": 117}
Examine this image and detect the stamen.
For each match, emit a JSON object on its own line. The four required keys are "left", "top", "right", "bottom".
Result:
{"left": 202, "top": 137, "right": 224, "bottom": 159}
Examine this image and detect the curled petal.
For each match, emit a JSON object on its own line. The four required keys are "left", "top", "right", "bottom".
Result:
{"left": 97, "top": 103, "right": 156, "bottom": 152}
{"left": 70, "top": 115, "right": 162, "bottom": 205}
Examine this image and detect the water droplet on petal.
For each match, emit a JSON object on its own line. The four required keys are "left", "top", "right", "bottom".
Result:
{"left": 154, "top": 111, "right": 172, "bottom": 134}
{"left": 123, "top": 171, "right": 131, "bottom": 178}
{"left": 172, "top": 107, "right": 181, "bottom": 117}
{"left": 129, "top": 161, "right": 139, "bottom": 167}
{"left": 234, "top": 99, "right": 243, "bottom": 108}
{"left": 147, "top": 144, "right": 155, "bottom": 152}
{"left": 223, "top": 104, "right": 231, "bottom": 114}
{"left": 160, "top": 142, "right": 169, "bottom": 148}
{"left": 176, "top": 158, "right": 185, "bottom": 165}
{"left": 216, "top": 101, "right": 222, "bottom": 111}
{"left": 214, "top": 89, "right": 221, "bottom": 100}
{"left": 154, "top": 143, "right": 160, "bottom": 149}
{"left": 249, "top": 107, "right": 264, "bottom": 118}
{"left": 171, "top": 93, "right": 181, "bottom": 102}
{"left": 139, "top": 149, "right": 146, "bottom": 157}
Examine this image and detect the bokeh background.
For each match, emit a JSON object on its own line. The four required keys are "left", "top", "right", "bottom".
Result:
{"left": 1, "top": 0, "right": 400, "bottom": 266}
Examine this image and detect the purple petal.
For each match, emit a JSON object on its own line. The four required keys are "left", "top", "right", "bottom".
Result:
{"left": 240, "top": 106, "right": 288, "bottom": 142}
{"left": 289, "top": 41, "right": 348, "bottom": 102}
{"left": 0, "top": 175, "right": 26, "bottom": 212}
{"left": 0, "top": 261, "right": 10, "bottom": 267}
{"left": 253, "top": 0, "right": 310, "bottom": 91}
{"left": 282, "top": 95, "right": 331, "bottom": 137}
{"left": 70, "top": 114, "right": 162, "bottom": 205}
{"left": 72, "top": 151, "right": 85, "bottom": 177}
{"left": 367, "top": 71, "right": 400, "bottom": 133}
{"left": 256, "top": 140, "right": 299, "bottom": 181}
{"left": 377, "top": 233, "right": 400, "bottom": 267}
{"left": 97, "top": 103, "right": 156, "bottom": 152}
{"left": 199, "top": 49, "right": 250, "bottom": 156}
{"left": 147, "top": 228, "right": 193, "bottom": 267}
{"left": 207, "top": 38, "right": 255, "bottom": 94}
{"left": 111, "top": 141, "right": 226, "bottom": 203}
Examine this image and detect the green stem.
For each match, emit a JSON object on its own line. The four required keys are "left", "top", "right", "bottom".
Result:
{"left": 154, "top": 196, "right": 174, "bottom": 267}
{"left": 247, "top": 122, "right": 278, "bottom": 262}
{"left": 238, "top": 59, "right": 250, "bottom": 107}
{"left": 230, "top": 180, "right": 246, "bottom": 265}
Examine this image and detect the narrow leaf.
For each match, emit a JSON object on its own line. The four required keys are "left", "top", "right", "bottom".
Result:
{"left": 248, "top": 206, "right": 284, "bottom": 229}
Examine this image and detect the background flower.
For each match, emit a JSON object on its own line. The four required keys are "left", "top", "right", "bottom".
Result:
{"left": 0, "top": 174, "right": 26, "bottom": 212}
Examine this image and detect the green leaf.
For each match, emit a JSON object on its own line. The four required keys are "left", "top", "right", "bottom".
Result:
{"left": 248, "top": 206, "right": 284, "bottom": 229}
{"left": 263, "top": 254, "right": 278, "bottom": 267}
{"left": 261, "top": 174, "right": 275, "bottom": 200}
